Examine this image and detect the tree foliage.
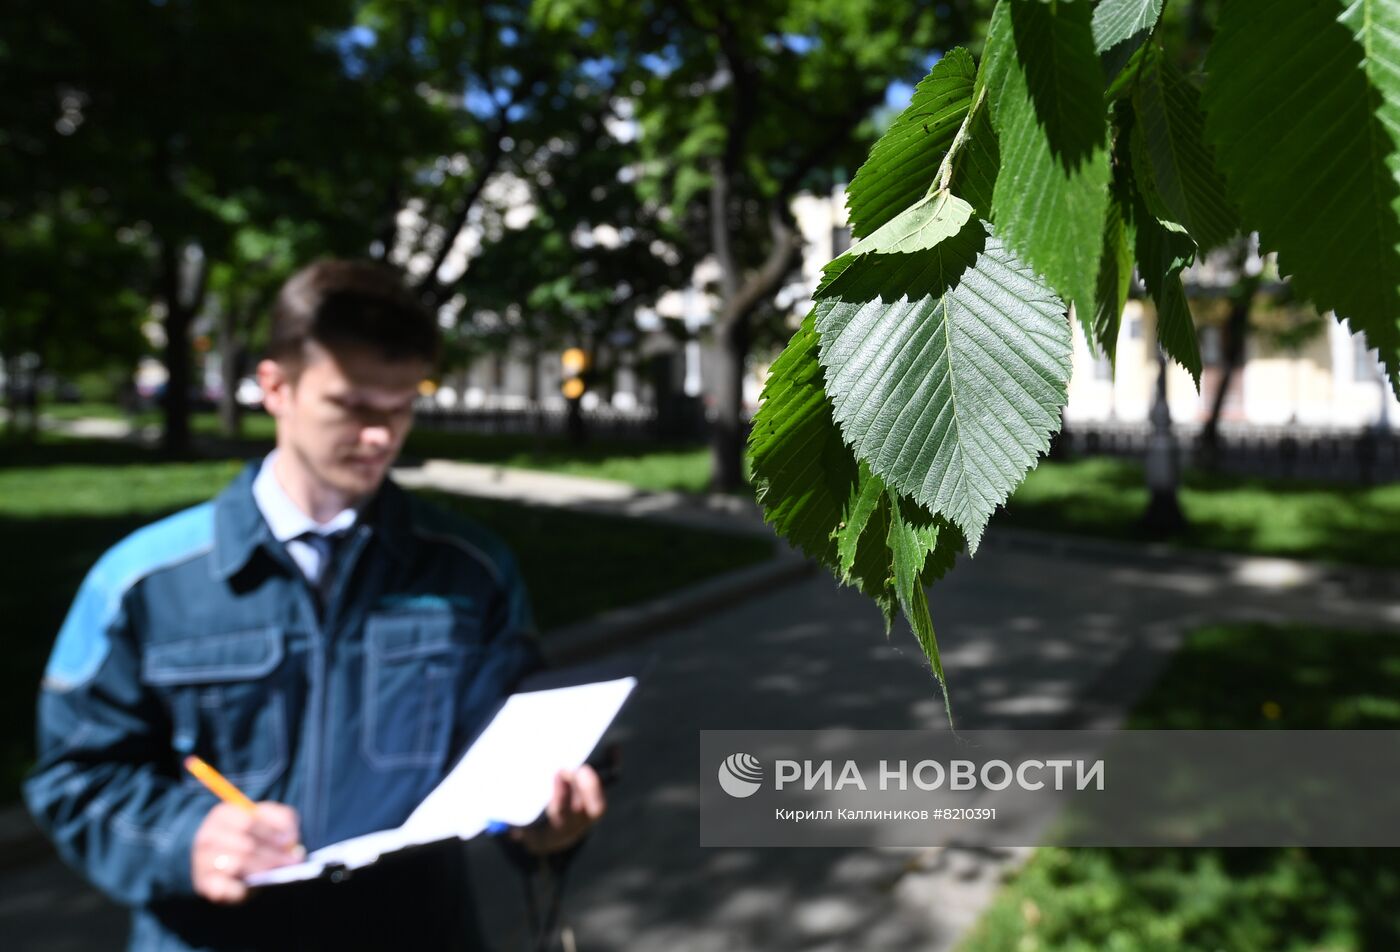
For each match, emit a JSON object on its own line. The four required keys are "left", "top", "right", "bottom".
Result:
{"left": 0, "top": 0, "right": 443, "bottom": 448}
{"left": 539, "top": 0, "right": 977, "bottom": 490}
{"left": 750, "top": 0, "right": 1400, "bottom": 719}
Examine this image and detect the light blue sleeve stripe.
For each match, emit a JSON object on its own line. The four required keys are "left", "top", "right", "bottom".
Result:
{"left": 43, "top": 503, "right": 216, "bottom": 691}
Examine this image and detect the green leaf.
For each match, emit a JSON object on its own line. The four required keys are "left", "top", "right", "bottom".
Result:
{"left": 1093, "top": 0, "right": 1163, "bottom": 54}
{"left": 1092, "top": 0, "right": 1163, "bottom": 84}
{"left": 1104, "top": 41, "right": 1152, "bottom": 103}
{"left": 813, "top": 218, "right": 1073, "bottom": 551}
{"left": 837, "top": 462, "right": 886, "bottom": 580}
{"left": 747, "top": 315, "right": 954, "bottom": 618}
{"left": 846, "top": 48, "right": 978, "bottom": 239}
{"left": 1135, "top": 209, "right": 1202, "bottom": 387}
{"left": 848, "top": 190, "right": 974, "bottom": 257}
{"left": 835, "top": 465, "right": 899, "bottom": 626}
{"left": 948, "top": 99, "right": 1000, "bottom": 219}
{"left": 1093, "top": 188, "right": 1134, "bottom": 362}
{"left": 1131, "top": 49, "right": 1239, "bottom": 252}
{"left": 887, "top": 491, "right": 962, "bottom": 725}
{"left": 749, "top": 319, "right": 967, "bottom": 698}
{"left": 748, "top": 315, "right": 858, "bottom": 569}
{"left": 985, "top": 0, "right": 1112, "bottom": 321}
{"left": 1203, "top": 0, "right": 1400, "bottom": 393}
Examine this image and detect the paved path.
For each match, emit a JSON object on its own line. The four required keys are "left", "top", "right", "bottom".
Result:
{"left": 467, "top": 534, "right": 1399, "bottom": 952}
{"left": 5, "top": 512, "right": 1396, "bottom": 950}
{"left": 392, "top": 458, "right": 770, "bottom": 537}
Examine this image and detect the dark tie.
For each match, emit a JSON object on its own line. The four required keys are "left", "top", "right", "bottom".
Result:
{"left": 298, "top": 530, "right": 349, "bottom": 612}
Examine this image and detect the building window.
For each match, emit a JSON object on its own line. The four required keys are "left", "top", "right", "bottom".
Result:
{"left": 1126, "top": 317, "right": 1142, "bottom": 340}
{"left": 1199, "top": 326, "right": 1222, "bottom": 366}
{"left": 1353, "top": 334, "right": 1382, "bottom": 382}
{"left": 831, "top": 225, "right": 851, "bottom": 257}
{"left": 1093, "top": 352, "right": 1113, "bottom": 381}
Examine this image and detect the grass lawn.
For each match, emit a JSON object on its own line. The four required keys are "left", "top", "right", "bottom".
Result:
{"left": 958, "top": 622, "right": 1400, "bottom": 952}
{"left": 15, "top": 411, "right": 1400, "bottom": 567}
{"left": 409, "top": 438, "right": 1400, "bottom": 568}
{"left": 1004, "top": 457, "right": 1400, "bottom": 569}
{"left": 26, "top": 405, "right": 716, "bottom": 492}
{"left": 0, "top": 443, "right": 772, "bottom": 803}
{"left": 33, "top": 401, "right": 129, "bottom": 421}
{"left": 404, "top": 428, "right": 719, "bottom": 493}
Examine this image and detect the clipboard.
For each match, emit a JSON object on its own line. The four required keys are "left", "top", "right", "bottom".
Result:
{"left": 247, "top": 656, "right": 644, "bottom": 887}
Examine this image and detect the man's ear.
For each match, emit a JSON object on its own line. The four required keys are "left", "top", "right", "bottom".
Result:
{"left": 257, "top": 359, "right": 293, "bottom": 417}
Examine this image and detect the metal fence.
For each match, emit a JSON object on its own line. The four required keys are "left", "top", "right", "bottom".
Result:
{"left": 1057, "top": 420, "right": 1400, "bottom": 483}
{"left": 412, "top": 401, "right": 706, "bottom": 443}
{"left": 413, "top": 402, "right": 1399, "bottom": 483}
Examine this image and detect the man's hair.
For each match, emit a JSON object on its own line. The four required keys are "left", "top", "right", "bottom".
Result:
{"left": 267, "top": 259, "right": 440, "bottom": 371}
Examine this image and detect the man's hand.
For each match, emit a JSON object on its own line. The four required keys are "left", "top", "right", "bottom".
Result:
{"left": 191, "top": 802, "right": 302, "bottom": 905}
{"left": 510, "top": 766, "right": 606, "bottom": 855}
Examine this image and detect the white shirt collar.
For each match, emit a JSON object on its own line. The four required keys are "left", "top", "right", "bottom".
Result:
{"left": 252, "top": 451, "right": 359, "bottom": 542}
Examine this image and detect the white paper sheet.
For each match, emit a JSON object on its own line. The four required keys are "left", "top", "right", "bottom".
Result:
{"left": 247, "top": 676, "right": 636, "bottom": 886}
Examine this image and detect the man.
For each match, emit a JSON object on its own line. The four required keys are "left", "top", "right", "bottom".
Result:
{"left": 25, "top": 260, "right": 605, "bottom": 950}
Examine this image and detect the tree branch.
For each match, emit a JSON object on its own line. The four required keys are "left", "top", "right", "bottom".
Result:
{"left": 719, "top": 202, "right": 801, "bottom": 327}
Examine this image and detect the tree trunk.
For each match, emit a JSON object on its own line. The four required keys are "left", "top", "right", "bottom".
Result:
{"left": 158, "top": 239, "right": 204, "bottom": 458}
{"left": 1140, "top": 346, "right": 1186, "bottom": 537}
{"left": 566, "top": 395, "right": 586, "bottom": 445}
{"left": 594, "top": 346, "right": 613, "bottom": 405}
{"left": 528, "top": 344, "right": 543, "bottom": 407}
{"left": 708, "top": 315, "right": 749, "bottom": 493}
{"left": 1198, "top": 269, "right": 1258, "bottom": 468}
{"left": 2, "top": 356, "right": 18, "bottom": 439}
{"left": 217, "top": 302, "right": 244, "bottom": 440}
{"left": 163, "top": 300, "right": 193, "bottom": 457}
{"left": 4, "top": 354, "right": 37, "bottom": 441}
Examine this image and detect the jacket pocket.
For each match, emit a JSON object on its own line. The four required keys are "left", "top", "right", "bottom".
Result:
{"left": 362, "top": 609, "right": 479, "bottom": 771}
{"left": 142, "top": 627, "right": 291, "bottom": 792}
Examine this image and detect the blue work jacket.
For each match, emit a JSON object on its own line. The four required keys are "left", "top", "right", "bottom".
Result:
{"left": 24, "top": 462, "right": 543, "bottom": 950}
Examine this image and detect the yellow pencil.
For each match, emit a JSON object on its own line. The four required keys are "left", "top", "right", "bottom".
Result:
{"left": 183, "top": 755, "right": 256, "bottom": 811}
{"left": 183, "top": 755, "right": 306, "bottom": 859}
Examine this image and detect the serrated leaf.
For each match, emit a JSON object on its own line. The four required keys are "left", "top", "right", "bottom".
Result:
{"left": 747, "top": 316, "right": 947, "bottom": 622}
{"left": 1104, "top": 41, "right": 1152, "bottom": 102}
{"left": 1095, "top": 0, "right": 1162, "bottom": 84}
{"left": 846, "top": 48, "right": 978, "bottom": 239}
{"left": 888, "top": 491, "right": 960, "bottom": 725}
{"left": 813, "top": 218, "right": 1073, "bottom": 551}
{"left": 748, "top": 315, "right": 858, "bottom": 568}
{"left": 848, "top": 190, "right": 974, "bottom": 257}
{"left": 836, "top": 465, "right": 897, "bottom": 627}
{"left": 749, "top": 318, "right": 966, "bottom": 706}
{"left": 1093, "top": 0, "right": 1163, "bottom": 54}
{"left": 1093, "top": 189, "right": 1133, "bottom": 362}
{"left": 920, "top": 517, "right": 965, "bottom": 587}
{"left": 1135, "top": 210, "right": 1202, "bottom": 386}
{"left": 1203, "top": 0, "right": 1400, "bottom": 393}
{"left": 1131, "top": 49, "right": 1239, "bottom": 252}
{"left": 837, "top": 462, "right": 886, "bottom": 579}
{"left": 985, "top": 0, "right": 1112, "bottom": 321}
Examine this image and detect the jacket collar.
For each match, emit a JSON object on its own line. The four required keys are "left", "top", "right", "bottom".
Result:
{"left": 212, "top": 460, "right": 416, "bottom": 580}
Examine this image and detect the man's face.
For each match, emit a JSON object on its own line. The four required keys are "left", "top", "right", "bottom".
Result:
{"left": 259, "top": 341, "right": 427, "bottom": 500}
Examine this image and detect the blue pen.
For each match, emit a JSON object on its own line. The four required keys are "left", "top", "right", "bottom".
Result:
{"left": 485, "top": 820, "right": 511, "bottom": 835}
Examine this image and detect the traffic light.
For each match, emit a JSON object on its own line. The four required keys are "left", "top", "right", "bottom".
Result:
{"left": 560, "top": 347, "right": 588, "bottom": 400}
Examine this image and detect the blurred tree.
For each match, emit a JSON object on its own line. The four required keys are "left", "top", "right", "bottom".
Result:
{"left": 453, "top": 96, "right": 689, "bottom": 435}
{"left": 0, "top": 195, "right": 147, "bottom": 437}
{"left": 540, "top": 0, "right": 983, "bottom": 489}
{"left": 359, "top": 0, "right": 690, "bottom": 431}
{"left": 0, "top": 0, "right": 443, "bottom": 453}
{"left": 362, "top": 1, "right": 611, "bottom": 296}
{"left": 1195, "top": 240, "right": 1263, "bottom": 468}
{"left": 205, "top": 217, "right": 328, "bottom": 438}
